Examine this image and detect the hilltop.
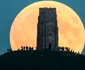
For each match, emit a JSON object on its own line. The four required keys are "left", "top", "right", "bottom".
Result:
{"left": 0, "top": 50, "right": 85, "bottom": 70}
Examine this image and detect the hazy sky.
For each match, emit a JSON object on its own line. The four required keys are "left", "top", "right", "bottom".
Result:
{"left": 0, "top": 0, "right": 85, "bottom": 55}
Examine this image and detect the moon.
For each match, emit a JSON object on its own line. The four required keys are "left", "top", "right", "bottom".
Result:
{"left": 10, "top": 1, "right": 84, "bottom": 53}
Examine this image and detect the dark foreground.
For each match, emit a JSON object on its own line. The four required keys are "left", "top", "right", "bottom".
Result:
{"left": 0, "top": 50, "right": 85, "bottom": 70}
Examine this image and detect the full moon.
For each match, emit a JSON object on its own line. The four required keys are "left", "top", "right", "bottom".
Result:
{"left": 10, "top": 1, "right": 84, "bottom": 53}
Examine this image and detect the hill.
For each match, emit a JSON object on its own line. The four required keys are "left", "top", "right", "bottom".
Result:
{"left": 0, "top": 50, "right": 85, "bottom": 70}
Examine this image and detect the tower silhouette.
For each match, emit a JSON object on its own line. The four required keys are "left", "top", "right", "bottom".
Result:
{"left": 37, "top": 8, "right": 58, "bottom": 51}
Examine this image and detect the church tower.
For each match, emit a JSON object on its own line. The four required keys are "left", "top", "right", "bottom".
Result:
{"left": 37, "top": 8, "right": 58, "bottom": 51}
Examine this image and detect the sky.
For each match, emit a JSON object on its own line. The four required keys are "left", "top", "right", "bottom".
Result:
{"left": 0, "top": 0, "right": 85, "bottom": 55}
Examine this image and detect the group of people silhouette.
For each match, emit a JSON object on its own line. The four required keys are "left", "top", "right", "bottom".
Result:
{"left": 7, "top": 46, "right": 80, "bottom": 54}
{"left": 58, "top": 46, "right": 70, "bottom": 51}
{"left": 19, "top": 46, "right": 34, "bottom": 51}
{"left": 58, "top": 46, "right": 80, "bottom": 54}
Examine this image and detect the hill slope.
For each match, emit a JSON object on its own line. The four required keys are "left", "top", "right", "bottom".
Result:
{"left": 0, "top": 50, "right": 85, "bottom": 70}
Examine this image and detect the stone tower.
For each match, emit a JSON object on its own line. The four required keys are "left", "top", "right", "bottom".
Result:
{"left": 37, "top": 8, "right": 58, "bottom": 51}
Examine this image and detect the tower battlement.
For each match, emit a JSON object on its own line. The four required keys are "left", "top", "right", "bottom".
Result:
{"left": 39, "top": 8, "right": 57, "bottom": 22}
{"left": 39, "top": 8, "right": 56, "bottom": 14}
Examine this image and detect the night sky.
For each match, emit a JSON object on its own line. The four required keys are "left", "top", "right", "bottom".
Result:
{"left": 0, "top": 0, "right": 85, "bottom": 55}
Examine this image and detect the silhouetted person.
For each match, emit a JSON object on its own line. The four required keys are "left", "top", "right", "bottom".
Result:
{"left": 31, "top": 47, "right": 33, "bottom": 50}
{"left": 26, "top": 46, "right": 29, "bottom": 50}
{"left": 23, "top": 46, "right": 26, "bottom": 50}
{"left": 58, "top": 47, "right": 61, "bottom": 51}
{"left": 21, "top": 46, "right": 24, "bottom": 50}
{"left": 61, "top": 47, "right": 64, "bottom": 51}
{"left": 29, "top": 47, "right": 32, "bottom": 50}
{"left": 72, "top": 51, "right": 75, "bottom": 54}
{"left": 18, "top": 49, "right": 20, "bottom": 51}
{"left": 57, "top": 46, "right": 62, "bottom": 51}
{"left": 70, "top": 50, "right": 73, "bottom": 53}
{"left": 65, "top": 47, "right": 70, "bottom": 52}
{"left": 78, "top": 52, "right": 80, "bottom": 54}
{"left": 59, "top": 47, "right": 64, "bottom": 51}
